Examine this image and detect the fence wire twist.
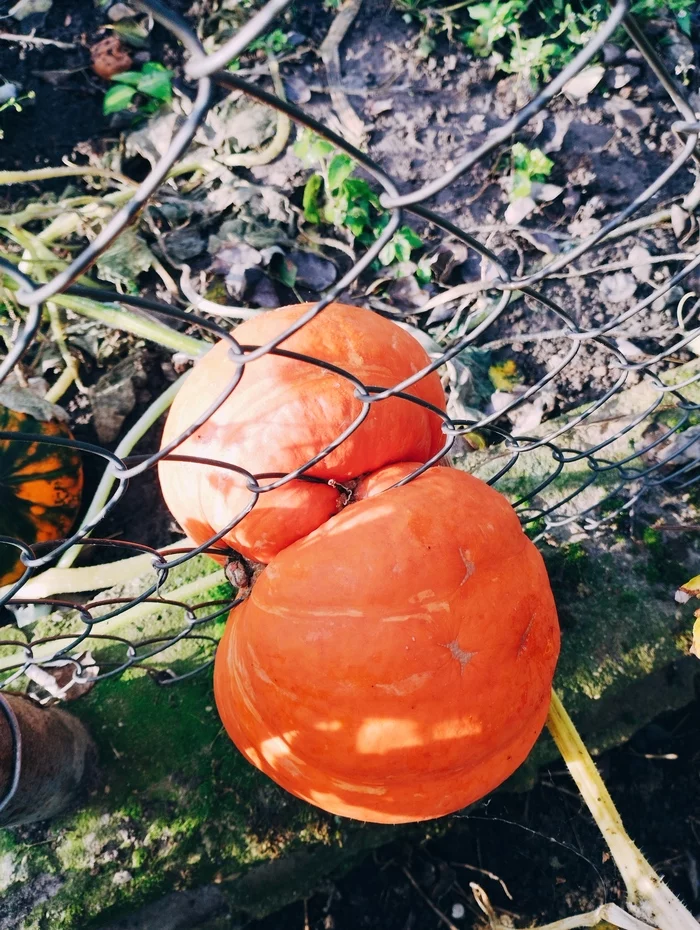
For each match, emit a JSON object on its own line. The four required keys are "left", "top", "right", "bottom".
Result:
{"left": 0, "top": 0, "right": 699, "bottom": 811}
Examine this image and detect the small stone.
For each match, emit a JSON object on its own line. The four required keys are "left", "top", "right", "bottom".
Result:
{"left": 112, "top": 871, "right": 132, "bottom": 886}
{"left": 0, "top": 83, "right": 20, "bottom": 105}
{"left": 613, "top": 107, "right": 653, "bottom": 132}
{"left": 451, "top": 903, "right": 466, "bottom": 919}
{"left": 107, "top": 2, "right": 136, "bottom": 20}
{"left": 504, "top": 195, "right": 536, "bottom": 226}
{"left": 602, "top": 43, "right": 623, "bottom": 65}
{"left": 562, "top": 65, "right": 605, "bottom": 101}
{"left": 599, "top": 271, "right": 637, "bottom": 304}
{"left": 606, "top": 64, "right": 640, "bottom": 90}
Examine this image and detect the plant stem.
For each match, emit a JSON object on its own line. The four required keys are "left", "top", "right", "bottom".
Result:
{"left": 547, "top": 690, "right": 699, "bottom": 930}
{"left": 57, "top": 373, "right": 190, "bottom": 569}
{"left": 3, "top": 553, "right": 155, "bottom": 600}
{"left": 0, "top": 569, "right": 227, "bottom": 675}
{"left": 0, "top": 166, "right": 136, "bottom": 186}
{"left": 0, "top": 196, "right": 102, "bottom": 229}
{"left": 44, "top": 361, "right": 77, "bottom": 404}
{"left": 518, "top": 903, "right": 657, "bottom": 930}
{"left": 52, "top": 293, "right": 206, "bottom": 358}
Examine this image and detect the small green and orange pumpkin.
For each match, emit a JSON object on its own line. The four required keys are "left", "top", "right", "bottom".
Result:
{"left": 0, "top": 388, "right": 83, "bottom": 586}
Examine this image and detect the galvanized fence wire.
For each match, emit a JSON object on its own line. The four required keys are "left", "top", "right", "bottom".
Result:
{"left": 0, "top": 0, "right": 700, "bottom": 802}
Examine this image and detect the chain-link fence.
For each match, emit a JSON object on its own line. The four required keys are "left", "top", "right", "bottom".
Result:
{"left": 0, "top": 0, "right": 699, "bottom": 817}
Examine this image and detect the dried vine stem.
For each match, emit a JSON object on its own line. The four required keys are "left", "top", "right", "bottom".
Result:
{"left": 547, "top": 690, "right": 699, "bottom": 930}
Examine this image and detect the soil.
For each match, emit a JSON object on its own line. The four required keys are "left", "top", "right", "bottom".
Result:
{"left": 249, "top": 691, "right": 700, "bottom": 930}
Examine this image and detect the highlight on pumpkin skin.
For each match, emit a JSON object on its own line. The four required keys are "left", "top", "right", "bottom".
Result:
{"left": 214, "top": 465, "right": 560, "bottom": 824}
{"left": 158, "top": 303, "right": 447, "bottom": 564}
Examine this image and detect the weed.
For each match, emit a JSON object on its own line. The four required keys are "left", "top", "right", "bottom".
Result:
{"left": 294, "top": 130, "right": 426, "bottom": 276}
{"left": 0, "top": 91, "right": 35, "bottom": 141}
{"left": 397, "top": 0, "right": 696, "bottom": 86}
{"left": 509, "top": 142, "right": 554, "bottom": 200}
{"left": 103, "top": 62, "right": 173, "bottom": 118}
{"left": 248, "top": 28, "right": 295, "bottom": 54}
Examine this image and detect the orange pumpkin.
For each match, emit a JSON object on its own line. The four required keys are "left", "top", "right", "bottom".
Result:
{"left": 159, "top": 303, "right": 446, "bottom": 563}
{"left": 214, "top": 466, "right": 560, "bottom": 823}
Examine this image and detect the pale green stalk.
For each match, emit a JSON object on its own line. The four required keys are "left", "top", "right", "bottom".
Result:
{"left": 547, "top": 691, "right": 700, "bottom": 930}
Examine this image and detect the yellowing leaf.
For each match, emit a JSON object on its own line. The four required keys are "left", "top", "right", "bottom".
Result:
{"left": 675, "top": 574, "right": 700, "bottom": 604}
{"left": 489, "top": 359, "right": 522, "bottom": 391}
{"left": 691, "top": 614, "right": 700, "bottom": 659}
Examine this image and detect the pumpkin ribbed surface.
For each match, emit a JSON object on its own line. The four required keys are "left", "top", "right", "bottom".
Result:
{"left": 214, "top": 466, "right": 560, "bottom": 823}
{"left": 0, "top": 406, "right": 83, "bottom": 585}
{"left": 158, "top": 303, "right": 446, "bottom": 563}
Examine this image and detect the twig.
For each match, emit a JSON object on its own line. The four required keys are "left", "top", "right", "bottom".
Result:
{"left": 450, "top": 862, "right": 513, "bottom": 900}
{"left": 548, "top": 252, "right": 696, "bottom": 280}
{"left": 58, "top": 373, "right": 190, "bottom": 569}
{"left": 180, "top": 265, "right": 262, "bottom": 320}
{"left": 0, "top": 31, "right": 77, "bottom": 50}
{"left": 319, "top": 0, "right": 367, "bottom": 146}
{"left": 401, "top": 867, "right": 461, "bottom": 930}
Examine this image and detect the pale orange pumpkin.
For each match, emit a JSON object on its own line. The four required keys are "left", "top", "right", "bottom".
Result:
{"left": 159, "top": 303, "right": 446, "bottom": 563}
{"left": 214, "top": 465, "right": 560, "bottom": 824}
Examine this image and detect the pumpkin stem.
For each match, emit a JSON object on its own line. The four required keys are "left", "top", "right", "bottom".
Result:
{"left": 546, "top": 690, "right": 699, "bottom": 930}
{"left": 224, "top": 552, "right": 264, "bottom": 599}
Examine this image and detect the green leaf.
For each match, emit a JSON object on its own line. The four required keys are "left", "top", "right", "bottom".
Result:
{"left": 310, "top": 136, "right": 335, "bottom": 161}
{"left": 277, "top": 257, "right": 297, "bottom": 288}
{"left": 397, "top": 225, "right": 422, "bottom": 249}
{"left": 526, "top": 147, "right": 554, "bottom": 179}
{"left": 343, "top": 178, "right": 375, "bottom": 203}
{"left": 103, "top": 83, "right": 137, "bottom": 115}
{"left": 511, "top": 142, "right": 530, "bottom": 171}
{"left": 293, "top": 130, "right": 334, "bottom": 166}
{"left": 378, "top": 241, "right": 397, "bottom": 266}
{"left": 327, "top": 154, "right": 354, "bottom": 193}
{"left": 110, "top": 20, "right": 151, "bottom": 48}
{"left": 394, "top": 236, "right": 413, "bottom": 263}
{"left": 137, "top": 67, "right": 173, "bottom": 102}
{"left": 141, "top": 61, "right": 169, "bottom": 75}
{"left": 511, "top": 170, "right": 532, "bottom": 200}
{"left": 676, "top": 8, "right": 692, "bottom": 35}
{"left": 302, "top": 174, "right": 323, "bottom": 224}
{"left": 110, "top": 70, "right": 143, "bottom": 87}
{"left": 415, "top": 261, "right": 432, "bottom": 285}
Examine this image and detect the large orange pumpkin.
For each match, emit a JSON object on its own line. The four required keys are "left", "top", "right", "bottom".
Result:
{"left": 214, "top": 465, "right": 560, "bottom": 824}
{"left": 159, "top": 303, "right": 446, "bottom": 563}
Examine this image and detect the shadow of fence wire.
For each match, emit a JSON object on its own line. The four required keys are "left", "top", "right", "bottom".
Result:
{"left": 0, "top": 0, "right": 699, "bottom": 804}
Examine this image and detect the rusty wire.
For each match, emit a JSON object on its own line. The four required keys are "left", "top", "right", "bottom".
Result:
{"left": 0, "top": 0, "right": 700, "bottom": 806}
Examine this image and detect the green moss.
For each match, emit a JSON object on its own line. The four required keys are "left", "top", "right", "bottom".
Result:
{"left": 4, "top": 518, "right": 700, "bottom": 928}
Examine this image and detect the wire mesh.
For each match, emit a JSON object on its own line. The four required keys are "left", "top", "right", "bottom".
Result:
{"left": 1, "top": 0, "right": 699, "bottom": 805}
